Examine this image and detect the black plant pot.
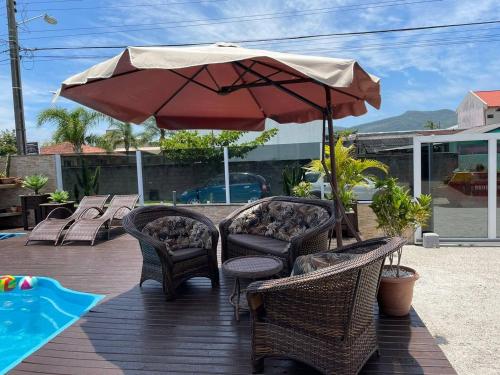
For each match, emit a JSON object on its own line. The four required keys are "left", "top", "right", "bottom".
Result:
{"left": 19, "top": 194, "right": 50, "bottom": 230}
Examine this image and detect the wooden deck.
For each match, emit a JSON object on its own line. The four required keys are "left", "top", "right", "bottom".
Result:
{"left": 1, "top": 232, "right": 456, "bottom": 375}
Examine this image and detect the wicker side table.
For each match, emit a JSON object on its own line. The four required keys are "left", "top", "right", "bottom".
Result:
{"left": 222, "top": 255, "right": 283, "bottom": 321}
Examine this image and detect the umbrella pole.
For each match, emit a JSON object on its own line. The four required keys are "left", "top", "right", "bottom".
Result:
{"left": 323, "top": 88, "right": 362, "bottom": 247}
{"left": 324, "top": 89, "right": 343, "bottom": 248}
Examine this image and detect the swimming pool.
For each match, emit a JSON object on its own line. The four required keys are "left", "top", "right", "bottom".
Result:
{"left": 0, "top": 233, "right": 25, "bottom": 240}
{"left": 0, "top": 277, "right": 104, "bottom": 374}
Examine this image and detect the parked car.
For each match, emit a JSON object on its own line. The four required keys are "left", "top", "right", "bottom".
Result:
{"left": 179, "top": 173, "right": 271, "bottom": 204}
{"left": 305, "top": 172, "right": 378, "bottom": 201}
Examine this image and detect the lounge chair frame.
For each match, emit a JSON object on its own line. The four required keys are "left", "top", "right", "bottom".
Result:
{"left": 25, "top": 195, "right": 110, "bottom": 245}
{"left": 61, "top": 195, "right": 139, "bottom": 246}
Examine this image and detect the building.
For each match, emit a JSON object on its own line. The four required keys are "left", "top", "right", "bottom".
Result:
{"left": 457, "top": 90, "right": 500, "bottom": 129}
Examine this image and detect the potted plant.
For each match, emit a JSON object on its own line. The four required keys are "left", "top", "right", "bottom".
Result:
{"left": 49, "top": 190, "right": 70, "bottom": 204}
{"left": 306, "top": 137, "right": 388, "bottom": 236}
{"left": 22, "top": 175, "right": 49, "bottom": 195}
{"left": 370, "top": 177, "right": 432, "bottom": 316}
{"left": 19, "top": 175, "right": 50, "bottom": 229}
{"left": 41, "top": 190, "right": 75, "bottom": 219}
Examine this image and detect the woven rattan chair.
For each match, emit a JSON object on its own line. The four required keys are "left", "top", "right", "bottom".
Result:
{"left": 220, "top": 196, "right": 335, "bottom": 274}
{"left": 246, "top": 237, "right": 406, "bottom": 375}
{"left": 123, "top": 205, "right": 220, "bottom": 300}
{"left": 61, "top": 194, "right": 139, "bottom": 246}
{"left": 26, "top": 195, "right": 110, "bottom": 246}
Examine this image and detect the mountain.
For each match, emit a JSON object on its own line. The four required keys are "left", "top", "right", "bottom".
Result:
{"left": 352, "top": 109, "right": 457, "bottom": 133}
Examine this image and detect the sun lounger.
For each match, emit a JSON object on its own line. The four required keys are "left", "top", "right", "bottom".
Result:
{"left": 61, "top": 195, "right": 139, "bottom": 246}
{"left": 26, "top": 195, "right": 110, "bottom": 245}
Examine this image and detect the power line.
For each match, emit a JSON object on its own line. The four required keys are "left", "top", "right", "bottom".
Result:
{"left": 244, "top": 25, "right": 500, "bottom": 49}
{"left": 14, "top": 0, "right": 441, "bottom": 36}
{"left": 23, "top": 19, "right": 500, "bottom": 52}
{"left": 19, "top": 0, "right": 84, "bottom": 4}
{"left": 22, "top": 0, "right": 228, "bottom": 12}
{"left": 27, "top": 31, "right": 500, "bottom": 60}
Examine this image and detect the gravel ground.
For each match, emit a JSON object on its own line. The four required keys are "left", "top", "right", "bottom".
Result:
{"left": 403, "top": 245, "right": 500, "bottom": 375}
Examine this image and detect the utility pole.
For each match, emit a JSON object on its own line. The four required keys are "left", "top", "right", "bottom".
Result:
{"left": 6, "top": 0, "right": 27, "bottom": 155}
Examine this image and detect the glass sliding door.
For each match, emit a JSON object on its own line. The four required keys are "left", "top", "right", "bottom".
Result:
{"left": 422, "top": 140, "right": 488, "bottom": 239}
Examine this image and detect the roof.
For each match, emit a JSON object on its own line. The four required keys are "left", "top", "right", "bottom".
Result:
{"left": 473, "top": 90, "right": 500, "bottom": 107}
{"left": 40, "top": 142, "right": 106, "bottom": 155}
{"left": 458, "top": 123, "right": 500, "bottom": 134}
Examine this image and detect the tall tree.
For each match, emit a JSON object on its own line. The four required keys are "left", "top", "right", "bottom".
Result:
{"left": 160, "top": 129, "right": 279, "bottom": 163}
{"left": 37, "top": 107, "right": 103, "bottom": 153}
{"left": 105, "top": 120, "right": 143, "bottom": 153}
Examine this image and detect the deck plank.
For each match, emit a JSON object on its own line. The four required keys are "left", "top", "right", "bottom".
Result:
{"left": 1, "top": 233, "right": 456, "bottom": 374}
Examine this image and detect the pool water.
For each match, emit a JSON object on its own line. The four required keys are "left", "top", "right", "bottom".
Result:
{"left": 0, "top": 277, "right": 103, "bottom": 374}
{"left": 0, "top": 233, "right": 25, "bottom": 240}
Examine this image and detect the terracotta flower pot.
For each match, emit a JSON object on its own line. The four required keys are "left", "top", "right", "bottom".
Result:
{"left": 377, "top": 265, "right": 419, "bottom": 317}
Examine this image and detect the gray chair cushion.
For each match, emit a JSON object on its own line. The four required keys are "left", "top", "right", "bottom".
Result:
{"left": 142, "top": 215, "right": 212, "bottom": 250}
{"left": 291, "top": 252, "right": 358, "bottom": 276}
{"left": 171, "top": 247, "right": 207, "bottom": 263}
{"left": 228, "top": 233, "right": 289, "bottom": 257}
{"left": 228, "top": 201, "right": 330, "bottom": 242}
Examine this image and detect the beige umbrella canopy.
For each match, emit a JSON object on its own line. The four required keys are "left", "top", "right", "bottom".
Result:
{"left": 57, "top": 42, "right": 381, "bottom": 245}
{"left": 57, "top": 43, "right": 380, "bottom": 131}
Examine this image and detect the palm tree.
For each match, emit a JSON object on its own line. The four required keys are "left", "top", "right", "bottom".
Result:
{"left": 424, "top": 120, "right": 440, "bottom": 130}
{"left": 306, "top": 137, "right": 388, "bottom": 208}
{"left": 140, "top": 118, "right": 171, "bottom": 145}
{"left": 106, "top": 120, "right": 142, "bottom": 153}
{"left": 37, "top": 107, "right": 103, "bottom": 153}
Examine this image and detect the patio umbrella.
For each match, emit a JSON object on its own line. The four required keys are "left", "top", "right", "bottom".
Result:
{"left": 56, "top": 42, "right": 381, "bottom": 246}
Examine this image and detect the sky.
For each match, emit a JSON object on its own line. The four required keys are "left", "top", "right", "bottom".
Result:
{"left": 0, "top": 0, "right": 499, "bottom": 144}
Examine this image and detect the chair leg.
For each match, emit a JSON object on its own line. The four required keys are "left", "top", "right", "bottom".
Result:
{"left": 163, "top": 274, "right": 176, "bottom": 301}
{"left": 252, "top": 358, "right": 264, "bottom": 374}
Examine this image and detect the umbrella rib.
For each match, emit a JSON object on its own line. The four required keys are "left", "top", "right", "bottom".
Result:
{"left": 153, "top": 65, "right": 207, "bottom": 115}
{"left": 204, "top": 66, "right": 221, "bottom": 91}
{"left": 169, "top": 68, "right": 220, "bottom": 94}
{"left": 63, "top": 68, "right": 142, "bottom": 91}
{"left": 232, "top": 61, "right": 324, "bottom": 113}
{"left": 229, "top": 63, "right": 267, "bottom": 118}
{"left": 229, "top": 61, "right": 257, "bottom": 87}
{"left": 222, "top": 77, "right": 314, "bottom": 92}
{"left": 253, "top": 59, "right": 365, "bottom": 101}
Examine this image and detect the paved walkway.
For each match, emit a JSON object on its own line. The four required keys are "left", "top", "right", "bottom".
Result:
{"left": 404, "top": 245, "right": 500, "bottom": 375}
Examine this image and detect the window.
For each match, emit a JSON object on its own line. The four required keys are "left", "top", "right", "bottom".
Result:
{"left": 487, "top": 114, "right": 494, "bottom": 119}
{"left": 496, "top": 108, "right": 500, "bottom": 112}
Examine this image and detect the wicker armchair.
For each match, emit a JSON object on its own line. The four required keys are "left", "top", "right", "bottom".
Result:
{"left": 220, "top": 196, "right": 335, "bottom": 274}
{"left": 246, "top": 237, "right": 406, "bottom": 375}
{"left": 123, "top": 206, "right": 220, "bottom": 300}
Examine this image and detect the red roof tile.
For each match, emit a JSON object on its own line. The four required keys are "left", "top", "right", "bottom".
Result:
{"left": 40, "top": 142, "right": 106, "bottom": 155}
{"left": 473, "top": 90, "right": 500, "bottom": 107}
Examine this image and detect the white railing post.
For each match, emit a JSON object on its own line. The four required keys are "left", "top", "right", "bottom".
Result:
{"left": 54, "top": 154, "right": 63, "bottom": 191}
{"left": 136, "top": 150, "right": 145, "bottom": 206}
{"left": 224, "top": 146, "right": 230, "bottom": 204}
{"left": 413, "top": 138, "right": 422, "bottom": 242}
{"left": 488, "top": 139, "right": 497, "bottom": 239}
